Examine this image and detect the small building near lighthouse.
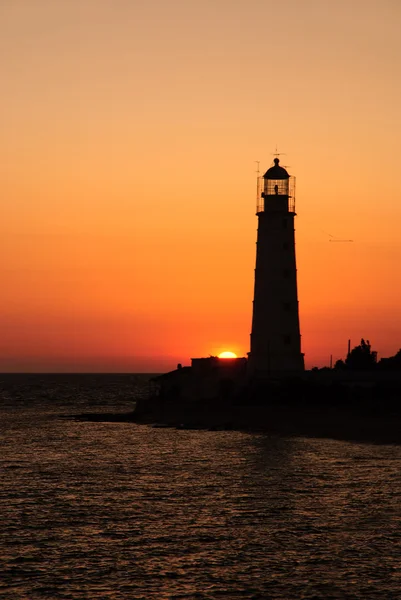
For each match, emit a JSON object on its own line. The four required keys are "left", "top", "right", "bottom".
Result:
{"left": 152, "top": 356, "right": 247, "bottom": 403}
{"left": 248, "top": 158, "right": 304, "bottom": 375}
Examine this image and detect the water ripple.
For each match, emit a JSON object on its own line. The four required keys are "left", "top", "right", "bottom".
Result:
{"left": 0, "top": 375, "right": 400, "bottom": 599}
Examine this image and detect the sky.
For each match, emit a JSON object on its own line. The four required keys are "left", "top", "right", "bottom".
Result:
{"left": 1, "top": 0, "right": 401, "bottom": 372}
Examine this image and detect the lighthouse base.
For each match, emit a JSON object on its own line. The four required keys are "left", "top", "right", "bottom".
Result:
{"left": 247, "top": 352, "right": 305, "bottom": 377}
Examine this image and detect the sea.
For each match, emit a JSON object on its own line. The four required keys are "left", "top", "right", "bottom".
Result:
{"left": 1, "top": 374, "right": 400, "bottom": 600}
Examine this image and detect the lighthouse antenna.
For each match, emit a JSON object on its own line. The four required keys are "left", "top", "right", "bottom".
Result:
{"left": 272, "top": 145, "right": 286, "bottom": 159}
{"left": 255, "top": 161, "right": 262, "bottom": 210}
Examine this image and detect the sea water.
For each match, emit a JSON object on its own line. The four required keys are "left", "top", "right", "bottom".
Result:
{"left": 1, "top": 374, "right": 400, "bottom": 599}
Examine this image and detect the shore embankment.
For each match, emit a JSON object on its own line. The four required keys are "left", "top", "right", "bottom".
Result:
{"left": 73, "top": 397, "right": 401, "bottom": 445}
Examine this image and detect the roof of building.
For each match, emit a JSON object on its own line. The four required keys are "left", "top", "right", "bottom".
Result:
{"left": 152, "top": 366, "right": 191, "bottom": 382}
{"left": 263, "top": 158, "right": 289, "bottom": 180}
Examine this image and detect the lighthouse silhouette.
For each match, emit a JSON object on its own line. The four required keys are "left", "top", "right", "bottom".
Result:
{"left": 248, "top": 158, "right": 304, "bottom": 374}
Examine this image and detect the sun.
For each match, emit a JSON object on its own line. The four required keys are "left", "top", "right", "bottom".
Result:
{"left": 218, "top": 351, "right": 237, "bottom": 359}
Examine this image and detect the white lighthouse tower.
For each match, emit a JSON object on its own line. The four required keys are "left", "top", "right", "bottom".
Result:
{"left": 248, "top": 158, "right": 304, "bottom": 374}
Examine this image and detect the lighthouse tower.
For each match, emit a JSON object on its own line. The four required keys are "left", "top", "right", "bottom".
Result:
{"left": 248, "top": 158, "right": 304, "bottom": 374}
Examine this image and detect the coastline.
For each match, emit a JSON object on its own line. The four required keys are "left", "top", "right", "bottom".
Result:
{"left": 72, "top": 400, "right": 401, "bottom": 445}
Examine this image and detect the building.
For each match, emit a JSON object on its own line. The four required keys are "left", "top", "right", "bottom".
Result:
{"left": 153, "top": 357, "right": 247, "bottom": 403}
{"left": 248, "top": 158, "right": 304, "bottom": 375}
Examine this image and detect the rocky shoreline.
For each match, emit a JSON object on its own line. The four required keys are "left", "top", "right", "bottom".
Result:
{"left": 72, "top": 399, "right": 401, "bottom": 445}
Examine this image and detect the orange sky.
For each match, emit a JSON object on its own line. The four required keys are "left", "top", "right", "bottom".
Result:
{"left": 1, "top": 0, "right": 401, "bottom": 372}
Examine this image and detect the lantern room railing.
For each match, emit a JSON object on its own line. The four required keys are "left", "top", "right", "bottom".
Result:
{"left": 256, "top": 176, "right": 296, "bottom": 214}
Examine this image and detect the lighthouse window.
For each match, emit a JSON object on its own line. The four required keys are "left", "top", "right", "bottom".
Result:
{"left": 283, "top": 302, "right": 291, "bottom": 311}
{"left": 284, "top": 335, "right": 291, "bottom": 345}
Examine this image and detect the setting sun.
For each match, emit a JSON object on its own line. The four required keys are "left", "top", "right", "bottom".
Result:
{"left": 218, "top": 351, "right": 238, "bottom": 359}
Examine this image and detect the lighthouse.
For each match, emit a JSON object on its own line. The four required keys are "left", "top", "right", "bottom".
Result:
{"left": 248, "top": 158, "right": 304, "bottom": 374}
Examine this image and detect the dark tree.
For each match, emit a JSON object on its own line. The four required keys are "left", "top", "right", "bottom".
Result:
{"left": 345, "top": 339, "right": 377, "bottom": 371}
{"left": 378, "top": 348, "right": 401, "bottom": 371}
{"left": 334, "top": 359, "right": 346, "bottom": 370}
